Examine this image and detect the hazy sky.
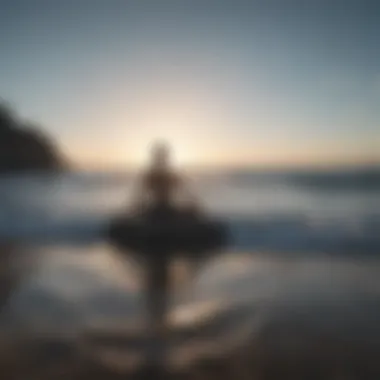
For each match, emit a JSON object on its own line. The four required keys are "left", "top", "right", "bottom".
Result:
{"left": 0, "top": 0, "right": 379, "bottom": 167}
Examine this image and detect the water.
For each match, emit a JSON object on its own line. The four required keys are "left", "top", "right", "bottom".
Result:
{"left": 0, "top": 168, "right": 379, "bottom": 252}
{"left": 0, "top": 168, "right": 379, "bottom": 375}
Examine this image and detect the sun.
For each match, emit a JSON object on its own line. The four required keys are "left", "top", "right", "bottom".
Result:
{"left": 130, "top": 136, "right": 196, "bottom": 168}
{"left": 120, "top": 91, "right": 213, "bottom": 167}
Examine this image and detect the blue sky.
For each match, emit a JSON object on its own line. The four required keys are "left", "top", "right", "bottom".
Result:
{"left": 0, "top": 0, "right": 379, "bottom": 167}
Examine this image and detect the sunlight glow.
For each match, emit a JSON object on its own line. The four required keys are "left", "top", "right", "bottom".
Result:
{"left": 130, "top": 136, "right": 197, "bottom": 168}
{"left": 124, "top": 91, "right": 216, "bottom": 167}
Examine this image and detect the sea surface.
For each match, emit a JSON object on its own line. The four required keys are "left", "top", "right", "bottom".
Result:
{"left": 1, "top": 167, "right": 379, "bottom": 252}
{"left": 0, "top": 167, "right": 379, "bottom": 373}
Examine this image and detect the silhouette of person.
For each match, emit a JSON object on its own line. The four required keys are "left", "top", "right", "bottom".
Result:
{"left": 129, "top": 142, "right": 200, "bottom": 368}
{"left": 131, "top": 141, "right": 197, "bottom": 218}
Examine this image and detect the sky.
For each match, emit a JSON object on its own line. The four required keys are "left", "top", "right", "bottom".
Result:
{"left": 0, "top": 0, "right": 379, "bottom": 168}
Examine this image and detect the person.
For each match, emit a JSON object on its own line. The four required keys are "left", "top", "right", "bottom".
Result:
{"left": 131, "top": 141, "right": 198, "bottom": 219}
{"left": 128, "top": 142, "right": 200, "bottom": 369}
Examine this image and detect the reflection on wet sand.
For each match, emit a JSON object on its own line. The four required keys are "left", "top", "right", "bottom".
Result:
{"left": 0, "top": 249, "right": 379, "bottom": 379}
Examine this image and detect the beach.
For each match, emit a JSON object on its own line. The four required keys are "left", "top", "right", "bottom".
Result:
{"left": 0, "top": 247, "right": 379, "bottom": 379}
{"left": 0, "top": 169, "right": 378, "bottom": 378}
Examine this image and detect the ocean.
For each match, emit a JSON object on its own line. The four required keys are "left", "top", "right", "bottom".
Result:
{"left": 1, "top": 167, "right": 379, "bottom": 252}
{"left": 0, "top": 167, "right": 379, "bottom": 374}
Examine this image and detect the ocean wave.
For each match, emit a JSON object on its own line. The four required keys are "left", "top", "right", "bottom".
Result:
{"left": 0, "top": 170, "right": 378, "bottom": 254}
{"left": 227, "top": 214, "right": 380, "bottom": 254}
{"left": 0, "top": 212, "right": 378, "bottom": 255}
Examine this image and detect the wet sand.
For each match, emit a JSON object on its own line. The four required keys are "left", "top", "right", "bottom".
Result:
{"left": 0, "top": 249, "right": 379, "bottom": 379}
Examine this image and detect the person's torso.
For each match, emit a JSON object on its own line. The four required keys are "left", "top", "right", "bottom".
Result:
{"left": 143, "top": 169, "right": 179, "bottom": 204}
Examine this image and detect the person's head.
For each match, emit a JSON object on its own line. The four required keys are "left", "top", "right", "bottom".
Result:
{"left": 150, "top": 141, "right": 171, "bottom": 169}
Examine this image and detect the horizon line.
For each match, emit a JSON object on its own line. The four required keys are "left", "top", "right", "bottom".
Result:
{"left": 70, "top": 158, "right": 380, "bottom": 173}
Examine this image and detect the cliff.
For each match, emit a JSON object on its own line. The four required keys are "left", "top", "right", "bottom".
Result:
{"left": 0, "top": 104, "right": 64, "bottom": 173}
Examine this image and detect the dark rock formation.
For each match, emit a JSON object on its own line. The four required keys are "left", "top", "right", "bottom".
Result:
{"left": 0, "top": 103, "right": 64, "bottom": 173}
